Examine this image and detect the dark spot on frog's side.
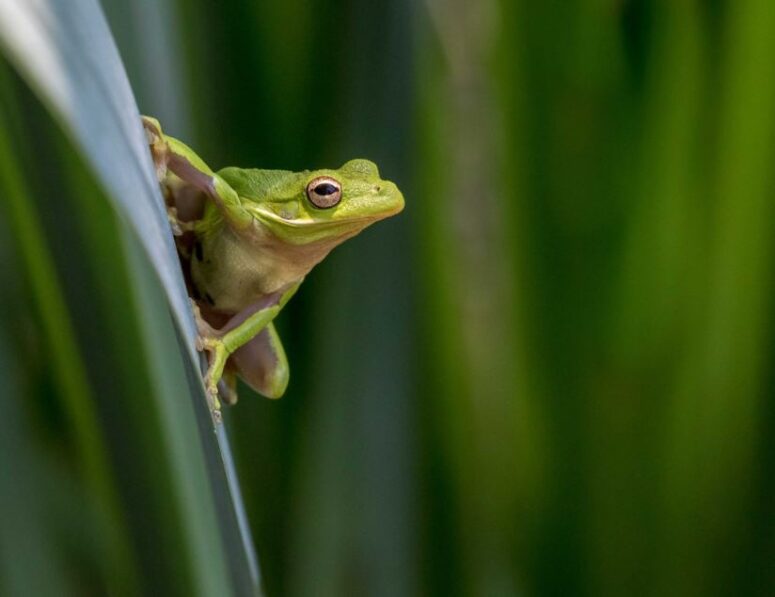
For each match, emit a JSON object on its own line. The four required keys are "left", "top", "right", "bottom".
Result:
{"left": 205, "top": 292, "right": 216, "bottom": 306}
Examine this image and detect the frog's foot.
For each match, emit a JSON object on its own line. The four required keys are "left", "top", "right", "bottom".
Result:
{"left": 166, "top": 207, "right": 184, "bottom": 236}
{"left": 205, "top": 385, "right": 222, "bottom": 423}
{"left": 198, "top": 335, "right": 229, "bottom": 420}
{"left": 166, "top": 206, "right": 197, "bottom": 237}
{"left": 188, "top": 299, "right": 228, "bottom": 419}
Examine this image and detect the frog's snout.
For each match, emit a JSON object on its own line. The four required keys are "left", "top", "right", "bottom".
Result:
{"left": 375, "top": 180, "right": 404, "bottom": 214}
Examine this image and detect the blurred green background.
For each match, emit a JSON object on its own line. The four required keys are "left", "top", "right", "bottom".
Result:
{"left": 2, "top": 0, "right": 775, "bottom": 595}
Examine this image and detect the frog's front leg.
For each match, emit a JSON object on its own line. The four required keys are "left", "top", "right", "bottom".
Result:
{"left": 192, "top": 301, "right": 290, "bottom": 403}
{"left": 188, "top": 299, "right": 226, "bottom": 412}
{"left": 198, "top": 295, "right": 282, "bottom": 407}
{"left": 196, "top": 282, "right": 300, "bottom": 409}
{"left": 142, "top": 115, "right": 253, "bottom": 230}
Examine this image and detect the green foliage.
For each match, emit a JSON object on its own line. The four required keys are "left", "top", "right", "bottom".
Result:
{"left": 2, "top": 0, "right": 775, "bottom": 596}
{"left": 0, "top": 1, "right": 258, "bottom": 594}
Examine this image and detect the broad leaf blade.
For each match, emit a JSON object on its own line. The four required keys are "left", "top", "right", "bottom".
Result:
{"left": 0, "top": 0, "right": 261, "bottom": 594}
{"left": 0, "top": 0, "right": 190, "bottom": 338}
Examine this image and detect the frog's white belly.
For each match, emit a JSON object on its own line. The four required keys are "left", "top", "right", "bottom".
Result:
{"left": 190, "top": 222, "right": 334, "bottom": 313}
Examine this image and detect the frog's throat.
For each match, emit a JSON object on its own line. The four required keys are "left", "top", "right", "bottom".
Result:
{"left": 191, "top": 219, "right": 364, "bottom": 314}
{"left": 247, "top": 217, "right": 366, "bottom": 280}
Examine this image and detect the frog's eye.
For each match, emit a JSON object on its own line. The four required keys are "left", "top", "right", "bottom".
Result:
{"left": 306, "top": 176, "right": 342, "bottom": 209}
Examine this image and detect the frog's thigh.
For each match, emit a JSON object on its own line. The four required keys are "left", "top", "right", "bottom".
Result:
{"left": 230, "top": 323, "right": 289, "bottom": 399}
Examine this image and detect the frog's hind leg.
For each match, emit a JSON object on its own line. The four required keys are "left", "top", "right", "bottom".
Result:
{"left": 229, "top": 323, "right": 289, "bottom": 399}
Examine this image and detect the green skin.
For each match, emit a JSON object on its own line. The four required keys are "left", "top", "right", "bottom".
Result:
{"left": 142, "top": 116, "right": 404, "bottom": 414}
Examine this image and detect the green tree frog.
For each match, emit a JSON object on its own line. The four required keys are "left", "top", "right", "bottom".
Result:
{"left": 142, "top": 116, "right": 404, "bottom": 415}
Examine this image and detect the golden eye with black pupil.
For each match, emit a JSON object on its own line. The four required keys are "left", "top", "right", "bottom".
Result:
{"left": 306, "top": 176, "right": 342, "bottom": 209}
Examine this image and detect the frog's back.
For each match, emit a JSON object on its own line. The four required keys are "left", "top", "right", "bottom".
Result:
{"left": 218, "top": 167, "right": 303, "bottom": 203}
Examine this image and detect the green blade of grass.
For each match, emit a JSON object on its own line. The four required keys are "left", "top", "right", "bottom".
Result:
{"left": 0, "top": 74, "right": 141, "bottom": 594}
{"left": 0, "top": 0, "right": 262, "bottom": 594}
{"left": 0, "top": 0, "right": 192, "bottom": 336}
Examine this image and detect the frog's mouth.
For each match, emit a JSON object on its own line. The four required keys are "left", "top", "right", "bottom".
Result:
{"left": 252, "top": 208, "right": 382, "bottom": 228}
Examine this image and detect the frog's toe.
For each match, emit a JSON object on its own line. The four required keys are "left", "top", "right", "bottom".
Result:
{"left": 197, "top": 371, "right": 222, "bottom": 417}
{"left": 197, "top": 336, "right": 229, "bottom": 414}
{"left": 141, "top": 115, "right": 162, "bottom": 135}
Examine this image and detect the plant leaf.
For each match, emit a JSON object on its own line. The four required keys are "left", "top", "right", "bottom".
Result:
{"left": 0, "top": 0, "right": 191, "bottom": 336}
{"left": 0, "top": 0, "right": 262, "bottom": 594}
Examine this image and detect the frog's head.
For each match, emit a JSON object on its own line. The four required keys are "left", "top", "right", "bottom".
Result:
{"left": 221, "top": 159, "right": 404, "bottom": 245}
